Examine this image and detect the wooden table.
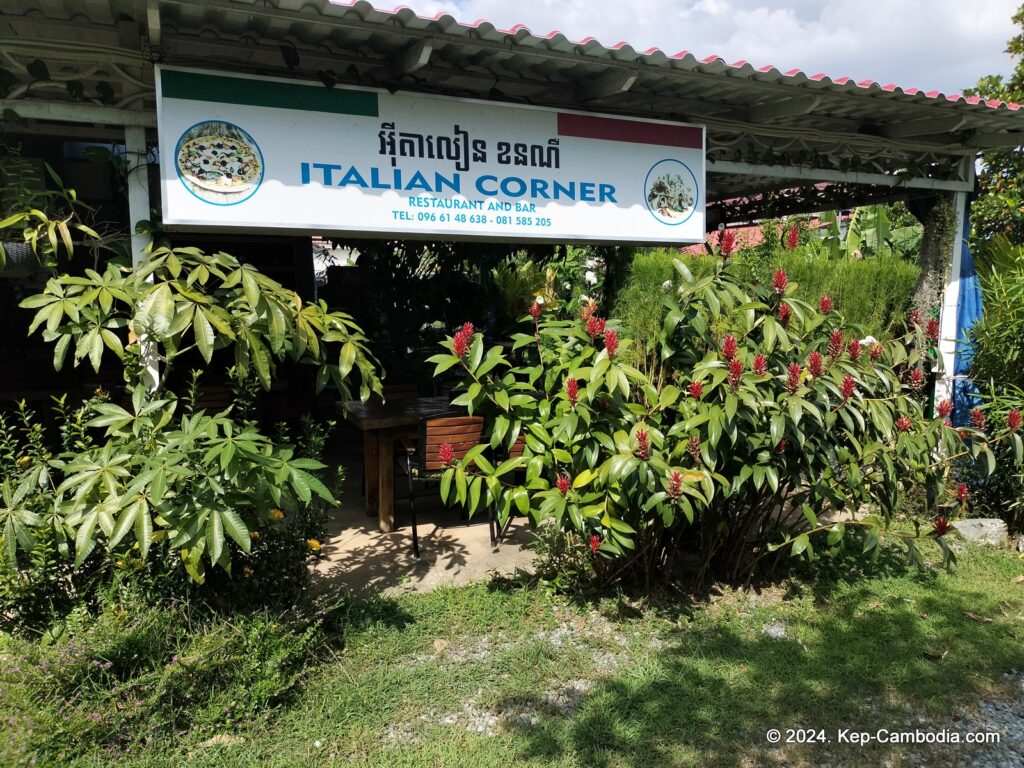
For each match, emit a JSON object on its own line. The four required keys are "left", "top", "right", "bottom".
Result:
{"left": 340, "top": 396, "right": 455, "bottom": 532}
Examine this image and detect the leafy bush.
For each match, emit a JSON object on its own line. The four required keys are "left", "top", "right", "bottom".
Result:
{"left": 969, "top": 235, "right": 1024, "bottom": 391}
{"left": 428, "top": 259, "right": 1021, "bottom": 584}
{"left": 0, "top": 583, "right": 348, "bottom": 765}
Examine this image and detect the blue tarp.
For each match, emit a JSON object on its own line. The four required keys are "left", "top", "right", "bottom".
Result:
{"left": 952, "top": 200, "right": 983, "bottom": 426}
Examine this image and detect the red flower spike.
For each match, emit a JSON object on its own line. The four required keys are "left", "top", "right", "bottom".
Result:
{"left": 452, "top": 322, "right": 474, "bottom": 359}
{"left": 807, "top": 350, "right": 824, "bottom": 378}
{"left": 590, "top": 534, "right": 601, "bottom": 555}
{"left": 908, "top": 309, "right": 922, "bottom": 329}
{"left": 925, "top": 317, "right": 940, "bottom": 344}
{"left": 841, "top": 374, "right": 856, "bottom": 402}
{"left": 786, "top": 362, "right": 802, "bottom": 393}
{"left": 772, "top": 268, "right": 789, "bottom": 295}
{"left": 668, "top": 469, "right": 685, "bottom": 500}
{"left": 753, "top": 354, "right": 768, "bottom": 376}
{"left": 722, "top": 334, "right": 738, "bottom": 359}
{"left": 581, "top": 300, "right": 598, "bottom": 322}
{"left": 848, "top": 339, "right": 861, "bottom": 360}
{"left": 556, "top": 474, "right": 570, "bottom": 496}
{"left": 439, "top": 443, "right": 454, "bottom": 466}
{"left": 828, "top": 329, "right": 844, "bottom": 360}
{"left": 687, "top": 436, "right": 701, "bottom": 465}
{"left": 634, "top": 430, "right": 651, "bottom": 461}
{"left": 1008, "top": 408, "right": 1022, "bottom": 433}
{"left": 720, "top": 229, "right": 736, "bottom": 258}
{"left": 689, "top": 380, "right": 704, "bottom": 400}
{"left": 933, "top": 515, "right": 953, "bottom": 537}
{"left": 776, "top": 437, "right": 788, "bottom": 454}
{"left": 896, "top": 415, "right": 913, "bottom": 433}
{"left": 529, "top": 300, "right": 542, "bottom": 320}
{"left": 937, "top": 399, "right": 953, "bottom": 419}
{"left": 970, "top": 408, "right": 987, "bottom": 431}
{"left": 604, "top": 329, "right": 619, "bottom": 359}
{"left": 819, "top": 295, "right": 833, "bottom": 315}
{"left": 956, "top": 483, "right": 969, "bottom": 503}
{"left": 565, "top": 378, "right": 579, "bottom": 407}
{"left": 908, "top": 369, "right": 926, "bottom": 391}
{"left": 785, "top": 225, "right": 800, "bottom": 250}
{"left": 778, "top": 302, "right": 791, "bottom": 326}
{"left": 869, "top": 342, "right": 883, "bottom": 361}
{"left": 728, "top": 357, "right": 744, "bottom": 389}
{"left": 586, "top": 315, "right": 606, "bottom": 341}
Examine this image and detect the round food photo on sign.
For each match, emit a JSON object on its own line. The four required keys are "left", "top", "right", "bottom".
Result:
{"left": 174, "top": 121, "right": 264, "bottom": 205}
{"left": 644, "top": 159, "right": 699, "bottom": 225}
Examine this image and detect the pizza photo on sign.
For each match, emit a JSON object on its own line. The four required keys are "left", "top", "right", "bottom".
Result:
{"left": 174, "top": 120, "right": 264, "bottom": 205}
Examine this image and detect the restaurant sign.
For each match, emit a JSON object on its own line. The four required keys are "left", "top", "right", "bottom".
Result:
{"left": 156, "top": 67, "right": 706, "bottom": 244}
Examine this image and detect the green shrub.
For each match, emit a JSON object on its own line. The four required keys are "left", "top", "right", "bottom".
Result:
{"left": 427, "top": 258, "right": 1019, "bottom": 584}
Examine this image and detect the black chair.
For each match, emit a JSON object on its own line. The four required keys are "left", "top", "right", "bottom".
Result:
{"left": 398, "top": 415, "right": 484, "bottom": 557}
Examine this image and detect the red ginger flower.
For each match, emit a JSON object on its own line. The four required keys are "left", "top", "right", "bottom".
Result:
{"left": 1008, "top": 408, "right": 1022, "bottom": 432}
{"left": 604, "top": 329, "right": 619, "bottom": 359}
{"left": 452, "top": 322, "right": 474, "bottom": 358}
{"left": 720, "top": 228, "right": 736, "bottom": 257}
{"left": 819, "top": 294, "right": 833, "bottom": 315}
{"left": 778, "top": 302, "right": 791, "bottom": 326}
{"left": 869, "top": 342, "right": 883, "bottom": 361}
{"left": 590, "top": 534, "right": 601, "bottom": 554}
{"left": 668, "top": 469, "right": 685, "bottom": 500}
{"left": 925, "top": 317, "right": 940, "bottom": 344}
{"left": 556, "top": 474, "right": 570, "bottom": 496}
{"left": 529, "top": 300, "right": 542, "bottom": 320}
{"left": 828, "top": 329, "right": 844, "bottom": 360}
{"left": 970, "top": 408, "right": 987, "bottom": 431}
{"left": 581, "top": 299, "right": 598, "bottom": 322}
{"left": 565, "top": 378, "right": 579, "bottom": 407}
{"left": 908, "top": 369, "right": 926, "bottom": 391}
{"left": 753, "top": 353, "right": 768, "bottom": 376}
{"left": 786, "top": 362, "right": 802, "bottom": 393}
{"left": 937, "top": 399, "right": 953, "bottom": 418}
{"left": 721, "top": 334, "right": 738, "bottom": 359}
{"left": 933, "top": 515, "right": 953, "bottom": 537}
{"left": 772, "top": 268, "right": 789, "bottom": 295}
{"left": 728, "top": 357, "right": 744, "bottom": 389}
{"left": 896, "top": 415, "right": 913, "bottom": 433}
{"left": 807, "top": 350, "right": 824, "bottom": 378}
{"left": 785, "top": 225, "right": 799, "bottom": 250}
{"left": 687, "top": 436, "right": 701, "bottom": 464}
{"left": 956, "top": 482, "right": 969, "bottom": 503}
{"left": 840, "top": 374, "right": 856, "bottom": 402}
{"left": 635, "top": 429, "right": 650, "bottom": 461}
{"left": 848, "top": 339, "right": 861, "bottom": 360}
{"left": 586, "top": 315, "right": 606, "bottom": 341}
{"left": 908, "top": 309, "right": 922, "bottom": 328}
{"left": 689, "top": 380, "right": 704, "bottom": 400}
{"left": 439, "top": 442, "right": 454, "bottom": 466}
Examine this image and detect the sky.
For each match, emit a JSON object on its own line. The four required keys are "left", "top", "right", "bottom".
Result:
{"left": 395, "top": 0, "right": 1021, "bottom": 94}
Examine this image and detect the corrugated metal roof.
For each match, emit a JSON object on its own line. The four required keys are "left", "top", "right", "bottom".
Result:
{"left": 323, "top": 1, "right": 1020, "bottom": 113}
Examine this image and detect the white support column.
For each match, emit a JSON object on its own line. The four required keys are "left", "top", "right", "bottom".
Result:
{"left": 934, "top": 188, "right": 970, "bottom": 406}
{"left": 124, "top": 125, "right": 160, "bottom": 391}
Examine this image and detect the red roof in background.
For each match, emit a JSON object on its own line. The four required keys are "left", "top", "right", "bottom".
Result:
{"left": 333, "top": 1, "right": 1021, "bottom": 112}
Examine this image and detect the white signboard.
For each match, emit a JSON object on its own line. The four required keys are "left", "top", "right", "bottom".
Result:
{"left": 156, "top": 67, "right": 706, "bottom": 244}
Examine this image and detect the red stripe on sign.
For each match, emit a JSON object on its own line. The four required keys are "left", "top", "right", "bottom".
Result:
{"left": 557, "top": 113, "right": 702, "bottom": 149}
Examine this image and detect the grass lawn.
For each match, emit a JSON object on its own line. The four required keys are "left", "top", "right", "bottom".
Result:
{"left": 10, "top": 545, "right": 1024, "bottom": 768}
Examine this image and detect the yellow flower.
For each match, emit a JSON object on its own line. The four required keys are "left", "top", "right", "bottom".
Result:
{"left": 15, "top": 455, "right": 31, "bottom": 469}
{"left": 306, "top": 539, "right": 321, "bottom": 552}
{"left": 269, "top": 509, "right": 285, "bottom": 521}
{"left": 249, "top": 531, "right": 261, "bottom": 540}
{"left": 243, "top": 566, "right": 254, "bottom": 576}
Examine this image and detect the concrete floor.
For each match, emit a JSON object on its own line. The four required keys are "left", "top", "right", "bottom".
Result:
{"left": 311, "top": 460, "right": 536, "bottom": 596}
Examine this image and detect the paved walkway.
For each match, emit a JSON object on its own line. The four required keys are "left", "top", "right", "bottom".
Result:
{"left": 311, "top": 467, "right": 536, "bottom": 595}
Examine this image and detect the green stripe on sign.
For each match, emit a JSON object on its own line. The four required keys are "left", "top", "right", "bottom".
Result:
{"left": 161, "top": 70, "right": 378, "bottom": 117}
